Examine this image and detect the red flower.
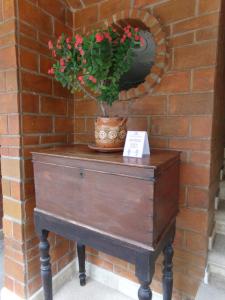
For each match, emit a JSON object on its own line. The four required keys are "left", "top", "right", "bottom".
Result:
{"left": 60, "top": 58, "right": 65, "bottom": 66}
{"left": 140, "top": 37, "right": 145, "bottom": 46}
{"left": 134, "top": 27, "right": 139, "bottom": 32}
{"left": 104, "top": 32, "right": 112, "bottom": 42}
{"left": 75, "top": 34, "right": 83, "bottom": 48}
{"left": 78, "top": 76, "right": 84, "bottom": 84}
{"left": 52, "top": 50, "right": 56, "bottom": 57}
{"left": 66, "top": 37, "right": 71, "bottom": 43}
{"left": 127, "top": 32, "right": 132, "bottom": 38}
{"left": 60, "top": 67, "right": 65, "bottom": 73}
{"left": 48, "top": 67, "right": 54, "bottom": 75}
{"left": 48, "top": 40, "right": 53, "bottom": 50}
{"left": 135, "top": 35, "right": 140, "bottom": 41}
{"left": 95, "top": 33, "right": 104, "bottom": 43}
{"left": 67, "top": 44, "right": 72, "bottom": 49}
{"left": 89, "top": 75, "right": 97, "bottom": 83}
{"left": 79, "top": 48, "right": 85, "bottom": 56}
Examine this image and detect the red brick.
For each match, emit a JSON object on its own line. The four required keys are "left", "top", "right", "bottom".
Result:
{"left": 169, "top": 138, "right": 210, "bottom": 151}
{"left": 190, "top": 151, "right": 210, "bottom": 165}
{"left": 173, "top": 13, "right": 219, "bottom": 34}
{"left": 127, "top": 117, "right": 148, "bottom": 131}
{"left": 150, "top": 136, "right": 168, "bottom": 148}
{"left": 40, "top": 55, "right": 54, "bottom": 75}
{"left": 83, "top": 0, "right": 102, "bottom": 4}
{"left": 0, "top": 46, "right": 17, "bottom": 68}
{"left": 23, "top": 115, "right": 52, "bottom": 133}
{"left": 0, "top": 32, "right": 15, "bottom": 47}
{"left": 20, "top": 48, "right": 38, "bottom": 71}
{"left": 74, "top": 118, "right": 85, "bottom": 133}
{"left": 191, "top": 116, "right": 212, "bottom": 137}
{"left": 0, "top": 72, "right": 5, "bottom": 91}
{"left": 187, "top": 187, "right": 209, "bottom": 209}
{"left": 174, "top": 42, "right": 217, "bottom": 69}
{"left": 41, "top": 97, "right": 67, "bottom": 115}
{"left": 41, "top": 135, "right": 67, "bottom": 144}
{"left": 196, "top": 27, "right": 219, "bottom": 41}
{"left": 199, "top": 0, "right": 221, "bottom": 14}
{"left": 38, "top": 0, "right": 66, "bottom": 22}
{"left": 177, "top": 208, "right": 208, "bottom": 233}
{"left": 151, "top": 116, "right": 189, "bottom": 137}
{"left": 173, "top": 270, "right": 199, "bottom": 296}
{"left": 185, "top": 231, "right": 208, "bottom": 254}
{"left": 8, "top": 114, "right": 20, "bottom": 134}
{"left": 19, "top": 21, "right": 37, "bottom": 39}
{"left": 154, "top": 0, "right": 195, "bottom": 24}
{"left": 75, "top": 100, "right": 98, "bottom": 116}
{"left": 0, "top": 19, "right": 15, "bottom": 36}
{"left": 0, "top": 115, "right": 8, "bottom": 134}
{"left": 134, "top": 0, "right": 160, "bottom": 7}
{"left": 129, "top": 96, "right": 166, "bottom": 115}
{"left": 66, "top": 0, "right": 82, "bottom": 10}
{"left": 4, "top": 256, "right": 25, "bottom": 282}
{"left": 18, "top": 0, "right": 53, "bottom": 34}
{"left": 169, "top": 93, "right": 213, "bottom": 115}
{"left": 156, "top": 71, "right": 190, "bottom": 93}
{"left": 0, "top": 93, "right": 18, "bottom": 113}
{"left": 180, "top": 163, "right": 210, "bottom": 186}
{"left": 100, "top": 0, "right": 128, "bottom": 19}
{"left": 19, "top": 35, "right": 49, "bottom": 57}
{"left": 5, "top": 70, "right": 18, "bottom": 91}
{"left": 54, "top": 19, "right": 72, "bottom": 37}
{"left": 55, "top": 117, "right": 73, "bottom": 133}
{"left": 74, "top": 5, "right": 98, "bottom": 28}
{"left": 170, "top": 32, "right": 194, "bottom": 47}
{"left": 21, "top": 72, "right": 52, "bottom": 94}
{"left": 193, "top": 68, "right": 215, "bottom": 91}
{"left": 3, "top": 0, "right": 15, "bottom": 20}
{"left": 22, "top": 93, "right": 39, "bottom": 113}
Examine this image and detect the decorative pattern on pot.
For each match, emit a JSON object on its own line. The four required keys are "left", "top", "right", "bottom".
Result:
{"left": 95, "top": 117, "right": 127, "bottom": 148}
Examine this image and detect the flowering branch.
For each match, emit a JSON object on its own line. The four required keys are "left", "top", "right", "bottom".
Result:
{"left": 47, "top": 26, "right": 144, "bottom": 115}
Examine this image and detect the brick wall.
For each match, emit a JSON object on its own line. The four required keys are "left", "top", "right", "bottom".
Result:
{"left": 0, "top": 0, "right": 224, "bottom": 300}
{"left": 72, "top": 1, "right": 223, "bottom": 299}
{"left": 0, "top": 0, "right": 76, "bottom": 298}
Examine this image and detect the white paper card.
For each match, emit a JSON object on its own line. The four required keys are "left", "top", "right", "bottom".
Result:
{"left": 123, "top": 131, "right": 150, "bottom": 158}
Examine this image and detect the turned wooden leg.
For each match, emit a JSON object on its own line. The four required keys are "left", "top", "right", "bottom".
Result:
{"left": 77, "top": 243, "right": 86, "bottom": 286}
{"left": 39, "top": 230, "right": 52, "bottom": 300}
{"left": 162, "top": 242, "right": 174, "bottom": 300}
{"left": 136, "top": 254, "right": 155, "bottom": 300}
{"left": 138, "top": 281, "right": 152, "bottom": 300}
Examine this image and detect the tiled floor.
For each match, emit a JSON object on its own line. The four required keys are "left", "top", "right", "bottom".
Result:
{"left": 54, "top": 276, "right": 133, "bottom": 300}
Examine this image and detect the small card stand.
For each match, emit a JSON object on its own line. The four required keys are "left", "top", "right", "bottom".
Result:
{"left": 123, "top": 131, "right": 150, "bottom": 158}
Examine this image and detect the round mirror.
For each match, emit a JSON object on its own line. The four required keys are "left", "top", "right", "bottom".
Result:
{"left": 119, "top": 30, "right": 156, "bottom": 91}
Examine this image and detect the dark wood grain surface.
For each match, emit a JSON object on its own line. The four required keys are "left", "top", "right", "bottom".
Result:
{"left": 33, "top": 145, "right": 180, "bottom": 250}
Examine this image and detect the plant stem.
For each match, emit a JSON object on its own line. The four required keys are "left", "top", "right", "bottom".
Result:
{"left": 77, "top": 80, "right": 98, "bottom": 102}
{"left": 100, "top": 102, "right": 106, "bottom": 117}
{"left": 76, "top": 81, "right": 107, "bottom": 117}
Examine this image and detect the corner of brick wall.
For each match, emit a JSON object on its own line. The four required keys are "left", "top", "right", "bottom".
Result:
{"left": 0, "top": 0, "right": 76, "bottom": 298}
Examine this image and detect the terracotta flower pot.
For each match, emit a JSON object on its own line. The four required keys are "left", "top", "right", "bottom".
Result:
{"left": 95, "top": 117, "right": 127, "bottom": 148}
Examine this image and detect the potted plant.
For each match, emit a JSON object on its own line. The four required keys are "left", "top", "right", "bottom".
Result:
{"left": 48, "top": 25, "right": 144, "bottom": 149}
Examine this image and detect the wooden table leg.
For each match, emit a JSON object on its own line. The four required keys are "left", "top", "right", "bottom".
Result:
{"left": 138, "top": 281, "right": 152, "bottom": 300}
{"left": 136, "top": 254, "right": 155, "bottom": 300}
{"left": 39, "top": 230, "right": 52, "bottom": 300}
{"left": 162, "top": 241, "right": 174, "bottom": 300}
{"left": 77, "top": 243, "right": 86, "bottom": 286}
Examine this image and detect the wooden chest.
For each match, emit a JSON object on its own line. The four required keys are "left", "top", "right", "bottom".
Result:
{"left": 32, "top": 145, "right": 180, "bottom": 250}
